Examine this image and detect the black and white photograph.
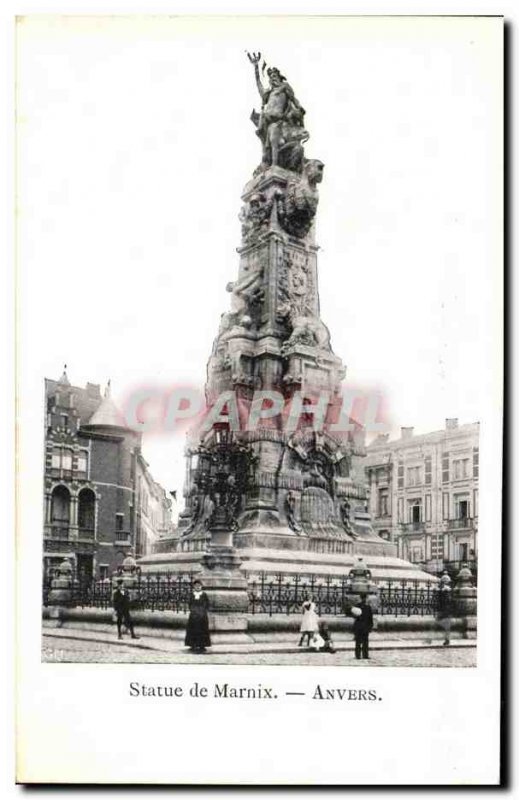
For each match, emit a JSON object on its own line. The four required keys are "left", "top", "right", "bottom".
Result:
{"left": 14, "top": 13, "right": 503, "bottom": 785}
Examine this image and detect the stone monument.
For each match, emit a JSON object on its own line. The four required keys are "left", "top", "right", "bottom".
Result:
{"left": 140, "top": 54, "right": 434, "bottom": 587}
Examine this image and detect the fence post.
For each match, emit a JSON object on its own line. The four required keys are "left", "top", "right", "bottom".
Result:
{"left": 453, "top": 565, "right": 477, "bottom": 617}
{"left": 345, "top": 557, "right": 379, "bottom": 612}
{"left": 46, "top": 558, "right": 75, "bottom": 625}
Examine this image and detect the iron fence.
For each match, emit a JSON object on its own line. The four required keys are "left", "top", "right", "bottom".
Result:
{"left": 43, "top": 570, "right": 441, "bottom": 617}
{"left": 377, "top": 581, "right": 439, "bottom": 617}
{"left": 43, "top": 573, "right": 195, "bottom": 613}
{"left": 248, "top": 573, "right": 350, "bottom": 616}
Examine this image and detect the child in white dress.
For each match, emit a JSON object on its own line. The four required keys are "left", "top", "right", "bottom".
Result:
{"left": 298, "top": 596, "right": 319, "bottom": 647}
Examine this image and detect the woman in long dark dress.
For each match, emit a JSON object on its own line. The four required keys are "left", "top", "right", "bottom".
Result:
{"left": 185, "top": 580, "right": 211, "bottom": 653}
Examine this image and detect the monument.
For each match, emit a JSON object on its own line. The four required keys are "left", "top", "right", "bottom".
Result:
{"left": 139, "top": 54, "right": 434, "bottom": 591}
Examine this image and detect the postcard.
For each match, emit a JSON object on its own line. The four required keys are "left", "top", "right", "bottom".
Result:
{"left": 15, "top": 15, "right": 503, "bottom": 785}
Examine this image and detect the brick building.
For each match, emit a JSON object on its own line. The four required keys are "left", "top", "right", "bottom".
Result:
{"left": 43, "top": 369, "right": 174, "bottom": 580}
{"left": 364, "top": 419, "right": 479, "bottom": 577}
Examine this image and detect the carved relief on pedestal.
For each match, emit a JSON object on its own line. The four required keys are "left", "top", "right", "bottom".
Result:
{"left": 239, "top": 192, "right": 272, "bottom": 244}
{"left": 276, "top": 159, "right": 324, "bottom": 239}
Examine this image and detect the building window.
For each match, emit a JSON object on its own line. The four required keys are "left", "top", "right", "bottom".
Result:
{"left": 116, "top": 513, "right": 124, "bottom": 532}
{"left": 77, "top": 451, "right": 88, "bottom": 476}
{"left": 442, "top": 452, "right": 450, "bottom": 483}
{"left": 473, "top": 448, "right": 479, "bottom": 479}
{"left": 442, "top": 492, "right": 450, "bottom": 520}
{"left": 397, "top": 498, "right": 404, "bottom": 523}
{"left": 431, "top": 533, "right": 443, "bottom": 560}
{"left": 61, "top": 414, "right": 69, "bottom": 429}
{"left": 453, "top": 459, "right": 469, "bottom": 480}
{"left": 455, "top": 498, "right": 470, "bottom": 520}
{"left": 459, "top": 543, "right": 469, "bottom": 561}
{"left": 78, "top": 488, "right": 95, "bottom": 531}
{"left": 397, "top": 463, "right": 404, "bottom": 489}
{"left": 424, "top": 456, "right": 432, "bottom": 486}
{"left": 409, "top": 500, "right": 422, "bottom": 523}
{"left": 474, "top": 489, "right": 478, "bottom": 517}
{"left": 425, "top": 494, "right": 432, "bottom": 522}
{"left": 410, "top": 548, "right": 423, "bottom": 563}
{"left": 378, "top": 488, "right": 389, "bottom": 517}
{"left": 407, "top": 466, "right": 422, "bottom": 487}
{"left": 51, "top": 448, "right": 73, "bottom": 472}
{"left": 50, "top": 486, "right": 70, "bottom": 529}
{"left": 99, "top": 565, "right": 109, "bottom": 580}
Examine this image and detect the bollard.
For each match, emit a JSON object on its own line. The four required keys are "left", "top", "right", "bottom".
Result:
{"left": 47, "top": 558, "right": 75, "bottom": 624}
{"left": 453, "top": 564, "right": 477, "bottom": 617}
{"left": 345, "top": 557, "right": 379, "bottom": 612}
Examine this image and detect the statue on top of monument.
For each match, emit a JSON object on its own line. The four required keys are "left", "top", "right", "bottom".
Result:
{"left": 246, "top": 51, "right": 309, "bottom": 173}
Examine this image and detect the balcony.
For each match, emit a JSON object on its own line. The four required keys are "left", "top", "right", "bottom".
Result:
{"left": 401, "top": 521, "right": 425, "bottom": 533}
{"left": 448, "top": 517, "right": 475, "bottom": 530}
{"left": 78, "top": 526, "right": 95, "bottom": 540}
{"left": 115, "top": 530, "right": 132, "bottom": 545}
{"left": 46, "top": 522, "right": 70, "bottom": 540}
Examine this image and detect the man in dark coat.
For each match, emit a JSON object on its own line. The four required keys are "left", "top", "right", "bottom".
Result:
{"left": 352, "top": 594, "right": 374, "bottom": 660}
{"left": 185, "top": 580, "right": 211, "bottom": 653}
{"left": 113, "top": 578, "right": 139, "bottom": 640}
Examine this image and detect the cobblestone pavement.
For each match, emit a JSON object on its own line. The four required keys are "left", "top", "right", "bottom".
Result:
{"left": 42, "top": 635, "right": 476, "bottom": 667}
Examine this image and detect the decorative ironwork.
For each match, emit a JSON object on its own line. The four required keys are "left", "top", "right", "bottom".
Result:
{"left": 377, "top": 581, "right": 439, "bottom": 617}
{"left": 248, "top": 573, "right": 349, "bottom": 616}
{"left": 248, "top": 573, "right": 440, "bottom": 617}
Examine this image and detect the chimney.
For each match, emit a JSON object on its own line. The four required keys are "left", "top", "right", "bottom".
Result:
{"left": 86, "top": 382, "right": 101, "bottom": 398}
{"left": 445, "top": 418, "right": 459, "bottom": 430}
{"left": 401, "top": 427, "right": 414, "bottom": 440}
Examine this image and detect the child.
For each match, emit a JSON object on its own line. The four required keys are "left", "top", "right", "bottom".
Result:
{"left": 319, "top": 621, "right": 337, "bottom": 653}
{"left": 298, "top": 596, "right": 319, "bottom": 647}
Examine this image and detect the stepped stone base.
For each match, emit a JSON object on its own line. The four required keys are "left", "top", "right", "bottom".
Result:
{"left": 139, "top": 534, "right": 437, "bottom": 584}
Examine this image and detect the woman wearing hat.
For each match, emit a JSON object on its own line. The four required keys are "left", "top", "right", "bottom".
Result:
{"left": 185, "top": 580, "right": 211, "bottom": 653}
{"left": 436, "top": 574, "right": 453, "bottom": 646}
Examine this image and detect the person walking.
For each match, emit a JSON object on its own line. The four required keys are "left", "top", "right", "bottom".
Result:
{"left": 298, "top": 595, "right": 319, "bottom": 647}
{"left": 185, "top": 580, "right": 211, "bottom": 653}
{"left": 113, "top": 578, "right": 139, "bottom": 640}
{"left": 436, "top": 575, "right": 453, "bottom": 646}
{"left": 352, "top": 594, "right": 373, "bottom": 660}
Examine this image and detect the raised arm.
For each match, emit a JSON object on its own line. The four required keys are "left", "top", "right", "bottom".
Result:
{"left": 246, "top": 51, "right": 266, "bottom": 100}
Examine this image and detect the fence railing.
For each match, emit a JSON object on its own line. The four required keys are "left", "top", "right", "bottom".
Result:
{"left": 43, "top": 571, "right": 442, "bottom": 618}
{"left": 377, "top": 581, "right": 439, "bottom": 617}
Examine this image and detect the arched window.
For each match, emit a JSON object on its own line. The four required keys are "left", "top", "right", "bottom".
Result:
{"left": 50, "top": 486, "right": 70, "bottom": 535}
{"left": 78, "top": 488, "right": 95, "bottom": 533}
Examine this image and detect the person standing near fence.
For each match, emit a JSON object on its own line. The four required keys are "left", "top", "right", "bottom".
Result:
{"left": 436, "top": 574, "right": 453, "bottom": 646}
{"left": 298, "top": 595, "right": 319, "bottom": 647}
{"left": 185, "top": 580, "right": 211, "bottom": 653}
{"left": 113, "top": 578, "right": 139, "bottom": 640}
{"left": 352, "top": 594, "right": 373, "bottom": 660}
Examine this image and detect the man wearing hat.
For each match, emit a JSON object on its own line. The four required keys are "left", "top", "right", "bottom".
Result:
{"left": 113, "top": 578, "right": 139, "bottom": 640}
{"left": 352, "top": 594, "right": 374, "bottom": 660}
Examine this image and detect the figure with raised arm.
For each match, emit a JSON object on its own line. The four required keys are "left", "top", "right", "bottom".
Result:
{"left": 246, "top": 51, "right": 308, "bottom": 172}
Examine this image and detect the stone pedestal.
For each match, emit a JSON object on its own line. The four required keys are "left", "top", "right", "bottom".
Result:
{"left": 453, "top": 565, "right": 477, "bottom": 616}
{"left": 200, "top": 546, "right": 249, "bottom": 632}
{"left": 344, "top": 557, "right": 380, "bottom": 611}
{"left": 47, "top": 558, "right": 74, "bottom": 607}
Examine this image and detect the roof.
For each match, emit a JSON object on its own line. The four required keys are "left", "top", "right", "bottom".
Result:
{"left": 85, "top": 382, "right": 129, "bottom": 429}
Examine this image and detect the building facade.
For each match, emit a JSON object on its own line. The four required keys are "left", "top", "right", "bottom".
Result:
{"left": 365, "top": 419, "right": 479, "bottom": 577}
{"left": 43, "top": 370, "right": 173, "bottom": 580}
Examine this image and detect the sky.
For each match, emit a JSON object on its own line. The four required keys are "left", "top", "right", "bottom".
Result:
{"left": 16, "top": 16, "right": 503, "bottom": 519}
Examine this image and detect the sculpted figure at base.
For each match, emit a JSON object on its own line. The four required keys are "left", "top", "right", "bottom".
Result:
{"left": 277, "top": 159, "right": 324, "bottom": 238}
{"left": 247, "top": 51, "right": 309, "bottom": 172}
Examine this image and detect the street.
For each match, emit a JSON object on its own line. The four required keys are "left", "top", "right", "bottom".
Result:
{"left": 42, "top": 634, "right": 476, "bottom": 667}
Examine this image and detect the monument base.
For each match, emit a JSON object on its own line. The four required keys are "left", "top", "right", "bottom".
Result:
{"left": 139, "top": 532, "right": 437, "bottom": 584}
